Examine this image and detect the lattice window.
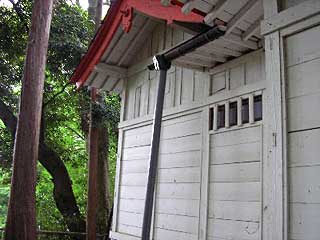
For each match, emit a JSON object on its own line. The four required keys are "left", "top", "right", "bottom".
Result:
{"left": 209, "top": 93, "right": 263, "bottom": 131}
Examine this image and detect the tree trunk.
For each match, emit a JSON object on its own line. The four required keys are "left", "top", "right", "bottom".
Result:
{"left": 0, "top": 98, "right": 86, "bottom": 237}
{"left": 86, "top": 0, "right": 111, "bottom": 237}
{"left": 96, "top": 118, "right": 110, "bottom": 235}
{"left": 5, "top": 0, "right": 54, "bottom": 239}
{"left": 86, "top": 94, "right": 99, "bottom": 240}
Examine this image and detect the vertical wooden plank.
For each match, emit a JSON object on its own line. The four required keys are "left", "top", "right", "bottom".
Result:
{"left": 112, "top": 129, "right": 124, "bottom": 232}
{"left": 263, "top": 0, "right": 279, "bottom": 19}
{"left": 249, "top": 94, "right": 254, "bottom": 124}
{"left": 120, "top": 78, "right": 128, "bottom": 122}
{"left": 225, "top": 102, "right": 230, "bottom": 128}
{"left": 213, "top": 105, "right": 218, "bottom": 131}
{"left": 199, "top": 108, "right": 209, "bottom": 240}
{"left": 263, "top": 31, "right": 285, "bottom": 240}
{"left": 237, "top": 98, "right": 242, "bottom": 126}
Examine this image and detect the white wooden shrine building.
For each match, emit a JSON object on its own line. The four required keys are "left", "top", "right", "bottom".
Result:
{"left": 71, "top": 0, "right": 320, "bottom": 239}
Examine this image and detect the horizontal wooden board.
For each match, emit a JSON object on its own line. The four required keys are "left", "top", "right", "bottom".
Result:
{"left": 209, "top": 162, "right": 260, "bottom": 183}
{"left": 119, "top": 186, "right": 146, "bottom": 200}
{"left": 289, "top": 165, "right": 320, "bottom": 204}
{"left": 123, "top": 130, "right": 151, "bottom": 148}
{"left": 157, "top": 183, "right": 200, "bottom": 200}
{"left": 160, "top": 134, "right": 201, "bottom": 154}
{"left": 209, "top": 182, "right": 260, "bottom": 201}
{"left": 117, "top": 224, "right": 141, "bottom": 237}
{"left": 207, "top": 218, "right": 260, "bottom": 240}
{"left": 155, "top": 198, "right": 199, "bottom": 217}
{"left": 210, "top": 141, "right": 260, "bottom": 165}
{"left": 287, "top": 57, "right": 320, "bottom": 99}
{"left": 286, "top": 24, "right": 320, "bottom": 67}
{"left": 121, "top": 159, "right": 148, "bottom": 174}
{"left": 154, "top": 227, "right": 197, "bottom": 240}
{"left": 120, "top": 173, "right": 146, "bottom": 186}
{"left": 157, "top": 167, "right": 200, "bottom": 183}
{"left": 208, "top": 201, "right": 260, "bottom": 222}
{"left": 161, "top": 117, "right": 201, "bottom": 140}
{"left": 287, "top": 92, "right": 320, "bottom": 131}
{"left": 288, "top": 129, "right": 320, "bottom": 167}
{"left": 122, "top": 146, "right": 150, "bottom": 161}
{"left": 158, "top": 150, "right": 201, "bottom": 169}
{"left": 289, "top": 203, "right": 320, "bottom": 240}
{"left": 118, "top": 198, "right": 144, "bottom": 214}
{"left": 117, "top": 211, "right": 143, "bottom": 228}
{"left": 155, "top": 213, "right": 198, "bottom": 234}
{"left": 211, "top": 126, "right": 260, "bottom": 147}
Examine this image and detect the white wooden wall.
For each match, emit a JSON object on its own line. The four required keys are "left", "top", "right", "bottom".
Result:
{"left": 208, "top": 125, "right": 262, "bottom": 240}
{"left": 112, "top": 46, "right": 266, "bottom": 240}
{"left": 285, "top": 24, "right": 320, "bottom": 240}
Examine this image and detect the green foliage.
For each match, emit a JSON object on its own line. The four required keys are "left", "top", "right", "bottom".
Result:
{"left": 0, "top": 0, "right": 120, "bottom": 232}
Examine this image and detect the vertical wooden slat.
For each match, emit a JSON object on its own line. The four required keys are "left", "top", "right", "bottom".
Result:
{"left": 249, "top": 94, "right": 254, "bottom": 124}
{"left": 199, "top": 108, "right": 210, "bottom": 240}
{"left": 225, "top": 101, "right": 230, "bottom": 128}
{"left": 237, "top": 98, "right": 242, "bottom": 126}
{"left": 263, "top": 31, "right": 285, "bottom": 240}
{"left": 213, "top": 105, "right": 218, "bottom": 131}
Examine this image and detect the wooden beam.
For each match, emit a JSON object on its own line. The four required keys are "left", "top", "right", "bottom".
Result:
{"left": 225, "top": 0, "right": 260, "bottom": 35}
{"left": 222, "top": 33, "right": 258, "bottom": 50}
{"left": 242, "top": 16, "right": 263, "bottom": 41}
{"left": 94, "top": 63, "right": 127, "bottom": 78}
{"left": 262, "top": 0, "right": 320, "bottom": 35}
{"left": 191, "top": 50, "right": 227, "bottom": 62}
{"left": 177, "top": 56, "right": 214, "bottom": 67}
{"left": 263, "top": 0, "right": 279, "bottom": 18}
{"left": 204, "top": 0, "right": 230, "bottom": 25}
{"left": 181, "top": 0, "right": 197, "bottom": 14}
{"left": 201, "top": 44, "right": 242, "bottom": 57}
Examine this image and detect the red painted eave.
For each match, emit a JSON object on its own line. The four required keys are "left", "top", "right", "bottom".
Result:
{"left": 70, "top": 0, "right": 204, "bottom": 89}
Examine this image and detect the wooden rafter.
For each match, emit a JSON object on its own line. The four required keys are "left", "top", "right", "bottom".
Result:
{"left": 242, "top": 16, "right": 263, "bottom": 41}
{"left": 181, "top": 0, "right": 197, "bottom": 14}
{"left": 225, "top": 0, "right": 260, "bottom": 35}
{"left": 204, "top": 0, "right": 230, "bottom": 25}
{"left": 202, "top": 44, "right": 242, "bottom": 57}
{"left": 222, "top": 33, "right": 258, "bottom": 50}
{"left": 94, "top": 63, "right": 127, "bottom": 78}
{"left": 191, "top": 50, "right": 227, "bottom": 62}
{"left": 118, "top": 18, "right": 155, "bottom": 66}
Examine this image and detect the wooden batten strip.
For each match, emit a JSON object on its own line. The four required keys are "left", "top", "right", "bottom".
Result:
{"left": 237, "top": 98, "right": 242, "bottom": 126}
{"left": 249, "top": 94, "right": 254, "bottom": 124}
{"left": 225, "top": 101, "right": 230, "bottom": 128}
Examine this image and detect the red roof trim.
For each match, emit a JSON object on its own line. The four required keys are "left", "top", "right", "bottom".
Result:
{"left": 70, "top": 0, "right": 204, "bottom": 89}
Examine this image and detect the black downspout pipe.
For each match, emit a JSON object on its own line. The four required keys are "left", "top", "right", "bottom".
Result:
{"left": 141, "top": 25, "right": 225, "bottom": 240}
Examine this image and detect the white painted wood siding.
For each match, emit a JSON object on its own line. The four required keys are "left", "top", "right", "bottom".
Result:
{"left": 153, "top": 111, "right": 202, "bottom": 240}
{"left": 208, "top": 126, "right": 262, "bottom": 240}
{"left": 286, "top": 24, "right": 320, "bottom": 240}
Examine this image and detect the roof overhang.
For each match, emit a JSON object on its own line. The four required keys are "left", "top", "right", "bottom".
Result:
{"left": 70, "top": 0, "right": 203, "bottom": 90}
{"left": 71, "top": 0, "right": 264, "bottom": 93}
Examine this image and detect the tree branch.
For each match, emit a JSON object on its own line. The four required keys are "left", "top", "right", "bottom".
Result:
{"left": 43, "top": 82, "right": 71, "bottom": 108}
